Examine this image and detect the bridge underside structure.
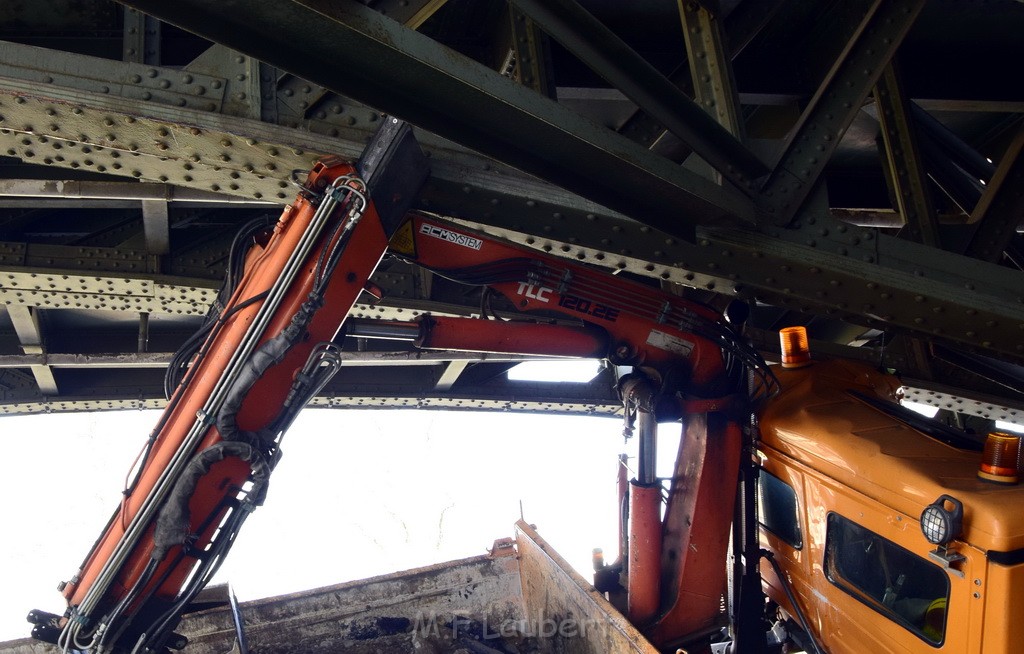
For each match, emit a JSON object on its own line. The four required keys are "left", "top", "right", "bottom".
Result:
{"left": 0, "top": 0, "right": 1021, "bottom": 429}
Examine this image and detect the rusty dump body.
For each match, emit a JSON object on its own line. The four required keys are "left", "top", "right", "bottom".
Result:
{"left": 9, "top": 524, "right": 660, "bottom": 654}
{"left": 758, "top": 358, "right": 1024, "bottom": 654}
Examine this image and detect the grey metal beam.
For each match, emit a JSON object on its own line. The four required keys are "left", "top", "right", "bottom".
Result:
{"left": 0, "top": 351, "right": 542, "bottom": 370}
{"left": 6, "top": 305, "right": 59, "bottom": 394}
{"left": 0, "top": 40, "right": 225, "bottom": 113}
{"left": 0, "top": 37, "right": 743, "bottom": 234}
{"left": 369, "top": 0, "right": 450, "bottom": 29}
{"left": 874, "top": 61, "right": 941, "bottom": 246}
{"left": 902, "top": 381, "right": 1024, "bottom": 425}
{"left": 678, "top": 0, "right": 744, "bottom": 139}
{"left": 447, "top": 193, "right": 1024, "bottom": 363}
{"left": 829, "top": 209, "right": 1018, "bottom": 229}
{"left": 434, "top": 359, "right": 470, "bottom": 391}
{"left": 507, "top": 6, "right": 556, "bottom": 98}
{"left": 510, "top": 0, "right": 766, "bottom": 193}
{"left": 0, "top": 239, "right": 220, "bottom": 280}
{"left": 757, "top": 0, "right": 926, "bottom": 225}
{"left": 0, "top": 390, "right": 623, "bottom": 417}
{"left": 1, "top": 37, "right": 1022, "bottom": 360}
{"left": 141, "top": 199, "right": 170, "bottom": 255}
{"left": 0, "top": 180, "right": 274, "bottom": 204}
{"left": 122, "top": 7, "right": 161, "bottom": 65}
{"left": 618, "top": 0, "right": 783, "bottom": 152}
{"left": 0, "top": 266, "right": 217, "bottom": 315}
{"left": 965, "top": 128, "right": 1024, "bottom": 263}
{"left": 0, "top": 352, "right": 173, "bottom": 368}
{"left": 110, "top": 0, "right": 754, "bottom": 238}
{"left": 914, "top": 99, "right": 1024, "bottom": 114}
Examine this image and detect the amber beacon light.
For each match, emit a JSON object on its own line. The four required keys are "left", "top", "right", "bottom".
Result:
{"left": 977, "top": 431, "right": 1022, "bottom": 484}
{"left": 779, "top": 326, "right": 812, "bottom": 368}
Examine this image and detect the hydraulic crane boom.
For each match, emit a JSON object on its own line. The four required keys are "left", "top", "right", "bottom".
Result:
{"left": 29, "top": 121, "right": 775, "bottom": 653}
{"left": 29, "top": 119, "right": 429, "bottom": 653}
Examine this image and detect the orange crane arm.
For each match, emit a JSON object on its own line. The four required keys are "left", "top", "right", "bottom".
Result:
{"left": 30, "top": 121, "right": 773, "bottom": 653}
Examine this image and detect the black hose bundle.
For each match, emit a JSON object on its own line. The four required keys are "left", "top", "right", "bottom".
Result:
{"left": 151, "top": 441, "right": 270, "bottom": 561}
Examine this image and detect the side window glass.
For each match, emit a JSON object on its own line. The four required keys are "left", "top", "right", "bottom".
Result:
{"left": 825, "top": 513, "right": 950, "bottom": 645}
{"left": 757, "top": 470, "right": 802, "bottom": 549}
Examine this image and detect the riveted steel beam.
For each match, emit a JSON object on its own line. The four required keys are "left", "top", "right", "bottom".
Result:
{"left": 0, "top": 41, "right": 673, "bottom": 230}
{"left": 0, "top": 90, "right": 326, "bottom": 203}
{"left": 112, "top": 0, "right": 755, "bottom": 239}
{"left": 0, "top": 267, "right": 217, "bottom": 315}
{"left": 0, "top": 351, "right": 545, "bottom": 370}
{"left": 0, "top": 40, "right": 225, "bottom": 113}
{"left": 448, "top": 194, "right": 1024, "bottom": 363}
{"left": 511, "top": 0, "right": 766, "bottom": 193}
{"left": 0, "top": 179, "right": 273, "bottom": 205}
{"left": 0, "top": 352, "right": 173, "bottom": 368}
{"left": 368, "top": 0, "right": 450, "bottom": 29}
{"left": 506, "top": 6, "right": 556, "bottom": 98}
{"left": 0, "top": 392, "right": 622, "bottom": 417}
{"left": 965, "top": 128, "right": 1024, "bottom": 263}
{"left": 619, "top": 0, "right": 782, "bottom": 152}
{"left": 901, "top": 381, "right": 1024, "bottom": 425}
{"left": 122, "top": 7, "right": 161, "bottom": 65}
{"left": 2, "top": 61, "right": 1022, "bottom": 362}
{"left": 678, "top": 1, "right": 744, "bottom": 140}
{"left": 0, "top": 353, "right": 623, "bottom": 416}
{"left": 0, "top": 240, "right": 213, "bottom": 279}
{"left": 757, "top": 0, "right": 926, "bottom": 225}
{"left": 874, "top": 61, "right": 940, "bottom": 247}
{"left": 1, "top": 29, "right": 1021, "bottom": 363}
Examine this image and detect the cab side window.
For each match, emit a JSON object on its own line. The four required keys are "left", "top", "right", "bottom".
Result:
{"left": 825, "top": 513, "right": 949, "bottom": 645}
{"left": 757, "top": 470, "right": 802, "bottom": 549}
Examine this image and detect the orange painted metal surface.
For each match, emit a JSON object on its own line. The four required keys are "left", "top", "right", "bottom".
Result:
{"left": 398, "top": 213, "right": 745, "bottom": 646}
{"left": 62, "top": 161, "right": 394, "bottom": 624}
{"left": 401, "top": 214, "right": 728, "bottom": 391}
{"left": 761, "top": 359, "right": 1024, "bottom": 553}
{"left": 415, "top": 315, "right": 610, "bottom": 358}
{"left": 627, "top": 482, "right": 663, "bottom": 624}
{"left": 758, "top": 358, "right": 1024, "bottom": 653}
{"left": 649, "top": 413, "right": 742, "bottom": 645}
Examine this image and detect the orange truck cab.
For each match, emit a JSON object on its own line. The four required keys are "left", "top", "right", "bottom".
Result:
{"left": 757, "top": 353, "right": 1024, "bottom": 653}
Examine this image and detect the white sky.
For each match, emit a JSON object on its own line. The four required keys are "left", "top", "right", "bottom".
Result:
{"left": 0, "top": 408, "right": 638, "bottom": 643}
